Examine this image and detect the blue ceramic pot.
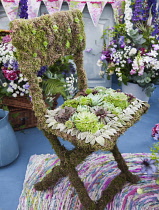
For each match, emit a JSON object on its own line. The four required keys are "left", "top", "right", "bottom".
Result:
{"left": 0, "top": 109, "right": 19, "bottom": 167}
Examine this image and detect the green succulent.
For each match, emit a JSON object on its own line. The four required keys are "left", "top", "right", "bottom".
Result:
{"left": 76, "top": 105, "right": 90, "bottom": 112}
{"left": 72, "top": 111, "right": 104, "bottom": 133}
{"left": 87, "top": 93, "right": 104, "bottom": 106}
{"left": 62, "top": 99, "right": 79, "bottom": 108}
{"left": 85, "top": 88, "right": 93, "bottom": 94}
{"left": 65, "top": 120, "right": 74, "bottom": 129}
{"left": 52, "top": 25, "right": 58, "bottom": 32}
{"left": 78, "top": 96, "right": 92, "bottom": 106}
{"left": 104, "top": 92, "right": 129, "bottom": 110}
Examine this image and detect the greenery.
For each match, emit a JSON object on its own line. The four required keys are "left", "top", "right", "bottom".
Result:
{"left": 150, "top": 142, "right": 159, "bottom": 163}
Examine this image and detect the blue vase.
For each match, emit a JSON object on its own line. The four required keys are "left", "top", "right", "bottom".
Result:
{"left": 0, "top": 109, "right": 19, "bottom": 167}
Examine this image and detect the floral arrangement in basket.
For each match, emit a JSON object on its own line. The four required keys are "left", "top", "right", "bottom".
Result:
{"left": 0, "top": 34, "right": 78, "bottom": 102}
{"left": 97, "top": 0, "right": 159, "bottom": 97}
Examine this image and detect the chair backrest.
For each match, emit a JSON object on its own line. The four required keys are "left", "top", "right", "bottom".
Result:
{"left": 10, "top": 9, "right": 87, "bottom": 130}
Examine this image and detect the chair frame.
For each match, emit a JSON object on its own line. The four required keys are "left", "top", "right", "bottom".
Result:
{"left": 10, "top": 10, "right": 148, "bottom": 209}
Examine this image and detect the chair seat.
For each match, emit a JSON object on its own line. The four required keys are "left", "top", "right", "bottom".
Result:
{"left": 45, "top": 87, "right": 149, "bottom": 151}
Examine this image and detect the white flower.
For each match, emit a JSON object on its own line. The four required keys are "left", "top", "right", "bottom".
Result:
{"left": 37, "top": 77, "right": 42, "bottom": 83}
{"left": 7, "top": 87, "right": 13, "bottom": 93}
{"left": 12, "top": 93, "right": 17, "bottom": 97}
{"left": 97, "top": 59, "right": 103, "bottom": 67}
{"left": 147, "top": 50, "right": 158, "bottom": 57}
{"left": 2, "top": 82, "right": 7, "bottom": 87}
{"left": 20, "top": 93, "right": 24, "bottom": 96}
{"left": 129, "top": 48, "right": 137, "bottom": 56}
{"left": 23, "top": 77, "right": 28, "bottom": 82}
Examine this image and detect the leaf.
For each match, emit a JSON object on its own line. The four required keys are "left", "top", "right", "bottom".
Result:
{"left": 42, "top": 78, "right": 66, "bottom": 98}
{"left": 96, "top": 136, "right": 105, "bottom": 146}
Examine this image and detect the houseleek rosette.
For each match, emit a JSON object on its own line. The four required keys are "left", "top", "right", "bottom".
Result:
{"left": 72, "top": 111, "right": 104, "bottom": 133}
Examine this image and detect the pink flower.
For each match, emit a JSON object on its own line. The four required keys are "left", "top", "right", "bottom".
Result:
{"left": 152, "top": 124, "right": 159, "bottom": 140}
{"left": 152, "top": 44, "right": 159, "bottom": 51}
{"left": 2, "top": 70, "right": 18, "bottom": 81}
{"left": 130, "top": 69, "right": 136, "bottom": 75}
{"left": 2, "top": 35, "right": 12, "bottom": 43}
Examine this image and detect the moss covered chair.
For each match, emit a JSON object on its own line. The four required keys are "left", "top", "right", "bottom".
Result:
{"left": 10, "top": 10, "right": 149, "bottom": 209}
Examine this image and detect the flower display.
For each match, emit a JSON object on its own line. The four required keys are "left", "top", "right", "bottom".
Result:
{"left": 152, "top": 123, "right": 159, "bottom": 140}
{"left": 98, "top": 0, "right": 159, "bottom": 97}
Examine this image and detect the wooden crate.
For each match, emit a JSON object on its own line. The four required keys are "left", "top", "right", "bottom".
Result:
{"left": 2, "top": 96, "right": 32, "bottom": 110}
{"left": 8, "top": 106, "right": 37, "bottom": 131}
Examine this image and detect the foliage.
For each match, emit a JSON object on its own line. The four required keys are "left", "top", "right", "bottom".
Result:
{"left": 98, "top": 0, "right": 159, "bottom": 97}
{"left": 150, "top": 142, "right": 159, "bottom": 163}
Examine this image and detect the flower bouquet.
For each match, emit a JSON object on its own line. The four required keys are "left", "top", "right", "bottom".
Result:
{"left": 98, "top": 0, "right": 159, "bottom": 97}
{"left": 0, "top": 34, "right": 29, "bottom": 98}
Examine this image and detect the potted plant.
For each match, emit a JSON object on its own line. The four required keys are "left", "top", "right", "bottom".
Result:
{"left": 97, "top": 0, "right": 159, "bottom": 101}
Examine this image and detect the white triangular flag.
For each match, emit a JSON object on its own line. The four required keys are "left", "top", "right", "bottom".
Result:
{"left": 68, "top": 1, "right": 86, "bottom": 12}
{"left": 27, "top": 0, "right": 41, "bottom": 19}
{"left": 43, "top": 0, "right": 64, "bottom": 14}
{"left": 1, "top": 0, "right": 20, "bottom": 21}
{"left": 87, "top": 1, "right": 107, "bottom": 27}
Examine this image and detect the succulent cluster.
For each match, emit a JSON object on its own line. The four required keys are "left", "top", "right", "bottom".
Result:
{"left": 46, "top": 87, "right": 149, "bottom": 148}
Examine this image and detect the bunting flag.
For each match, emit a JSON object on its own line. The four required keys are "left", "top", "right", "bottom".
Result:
{"left": 68, "top": 1, "right": 86, "bottom": 12}
{"left": 111, "top": 0, "right": 125, "bottom": 23}
{"left": 27, "top": 0, "right": 41, "bottom": 19}
{"left": 1, "top": 0, "right": 116, "bottom": 26}
{"left": 87, "top": 1, "right": 107, "bottom": 27}
{"left": 1, "top": 0, "right": 20, "bottom": 21}
{"left": 43, "top": 0, "right": 64, "bottom": 14}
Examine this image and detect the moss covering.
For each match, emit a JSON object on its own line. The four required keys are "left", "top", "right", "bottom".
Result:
{"left": 10, "top": 10, "right": 148, "bottom": 209}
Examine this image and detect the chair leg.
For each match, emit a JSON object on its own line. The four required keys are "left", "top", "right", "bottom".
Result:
{"left": 111, "top": 144, "right": 140, "bottom": 183}
{"left": 34, "top": 135, "right": 139, "bottom": 209}
{"left": 34, "top": 165, "right": 65, "bottom": 191}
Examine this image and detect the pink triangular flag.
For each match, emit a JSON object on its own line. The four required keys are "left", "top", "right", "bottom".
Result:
{"left": 1, "top": 0, "right": 20, "bottom": 21}
{"left": 27, "top": 0, "right": 41, "bottom": 19}
{"left": 68, "top": 1, "right": 86, "bottom": 12}
{"left": 87, "top": 1, "right": 107, "bottom": 27}
{"left": 43, "top": 0, "right": 64, "bottom": 14}
{"left": 111, "top": 0, "right": 125, "bottom": 23}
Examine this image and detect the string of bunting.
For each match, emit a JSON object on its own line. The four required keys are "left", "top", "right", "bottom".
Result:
{"left": 1, "top": 0, "right": 118, "bottom": 26}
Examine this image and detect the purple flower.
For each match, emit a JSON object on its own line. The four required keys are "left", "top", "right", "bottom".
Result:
{"left": 102, "top": 50, "right": 112, "bottom": 62}
{"left": 19, "top": 0, "right": 28, "bottom": 19}
{"left": 2, "top": 35, "right": 12, "bottom": 43}
{"left": 37, "top": 66, "right": 48, "bottom": 77}
{"left": 11, "top": 60, "right": 19, "bottom": 70}
{"left": 23, "top": 82, "right": 30, "bottom": 90}
{"left": 85, "top": 48, "right": 92, "bottom": 53}
{"left": 127, "top": 58, "right": 133, "bottom": 64}
{"left": 100, "top": 54, "right": 106, "bottom": 61}
{"left": 140, "top": 158, "right": 157, "bottom": 175}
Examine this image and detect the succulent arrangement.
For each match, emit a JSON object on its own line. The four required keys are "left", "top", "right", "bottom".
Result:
{"left": 46, "top": 87, "right": 149, "bottom": 149}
